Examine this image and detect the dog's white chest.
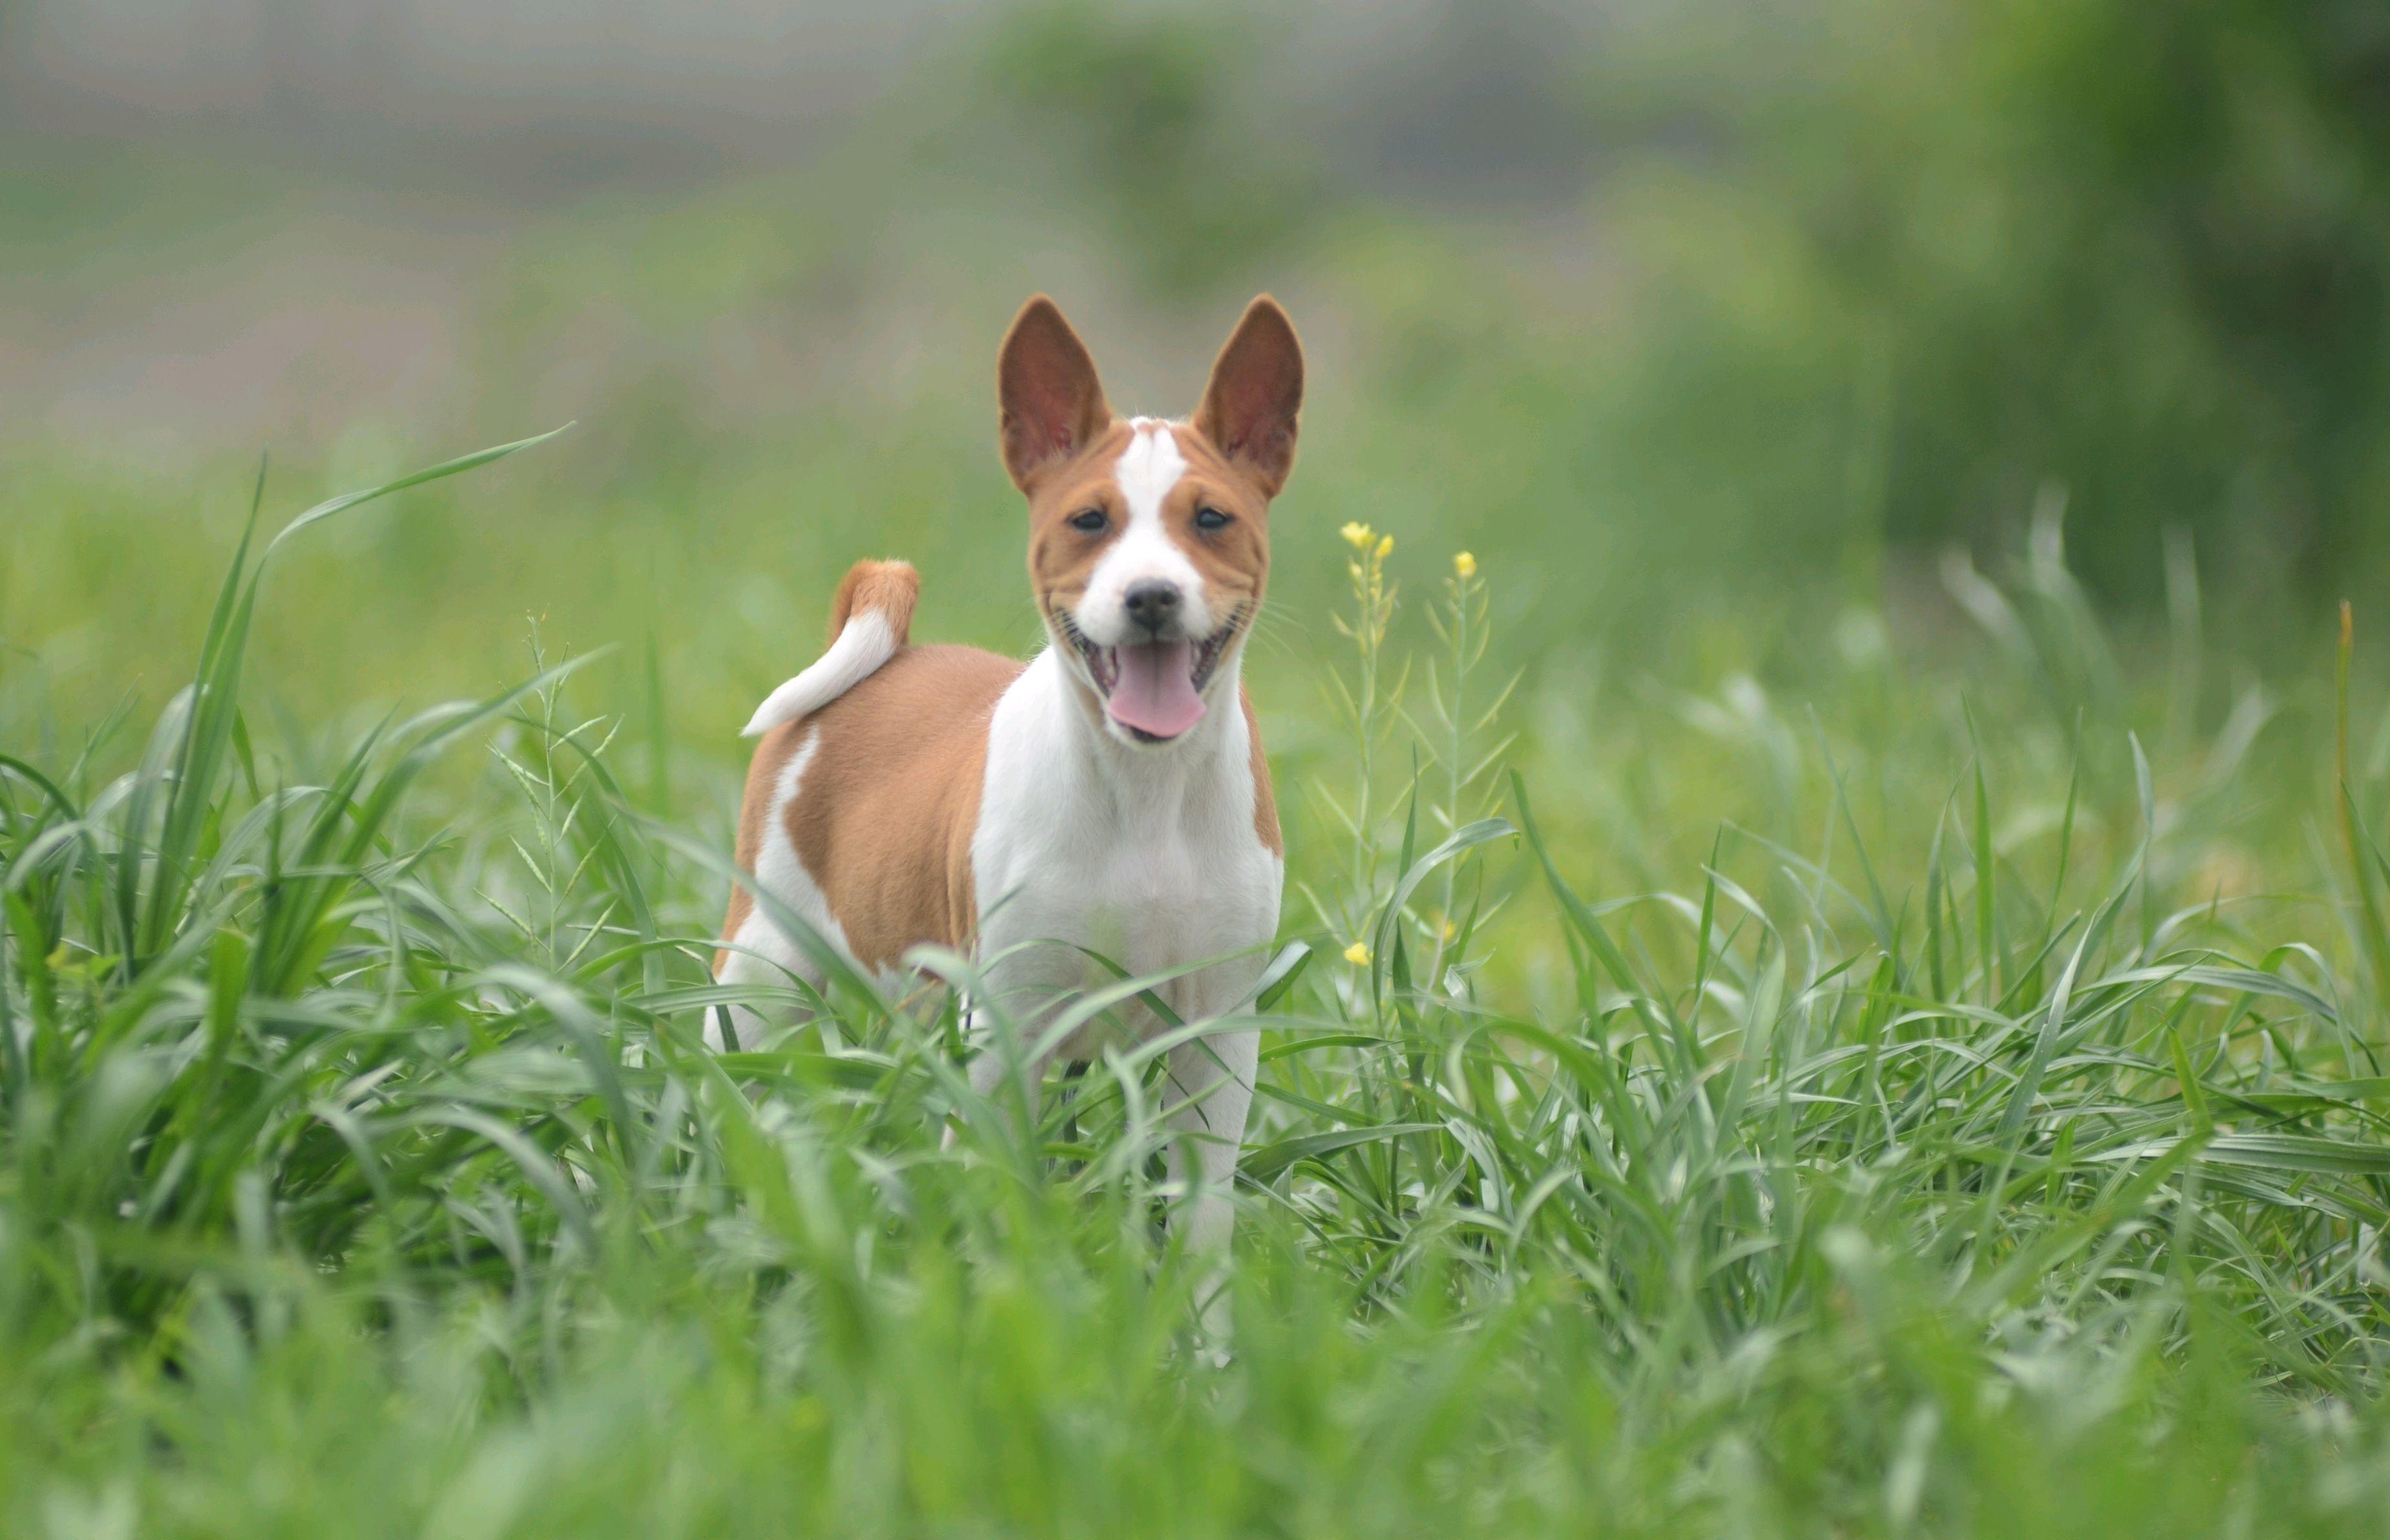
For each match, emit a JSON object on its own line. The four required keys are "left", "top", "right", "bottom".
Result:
{"left": 970, "top": 652, "right": 1281, "bottom": 1020}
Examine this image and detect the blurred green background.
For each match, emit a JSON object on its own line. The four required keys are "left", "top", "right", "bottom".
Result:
{"left": 23, "top": 10, "right": 2390, "bottom": 1526}
{"left": 6, "top": 0, "right": 2389, "bottom": 765}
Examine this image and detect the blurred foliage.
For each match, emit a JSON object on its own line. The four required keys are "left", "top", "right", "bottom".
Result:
{"left": 971, "top": 1, "right": 1324, "bottom": 295}
{"left": 8, "top": 0, "right": 2390, "bottom": 737}
{"left": 1642, "top": 0, "right": 2390, "bottom": 603}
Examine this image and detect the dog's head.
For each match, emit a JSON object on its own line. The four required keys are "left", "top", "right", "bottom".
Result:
{"left": 998, "top": 294, "right": 1303, "bottom": 747}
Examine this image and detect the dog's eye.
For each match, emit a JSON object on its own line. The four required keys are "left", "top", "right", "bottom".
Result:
{"left": 1069, "top": 509, "right": 1108, "bottom": 533}
{"left": 1194, "top": 507, "right": 1233, "bottom": 532}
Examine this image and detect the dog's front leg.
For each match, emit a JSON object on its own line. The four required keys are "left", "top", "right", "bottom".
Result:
{"left": 943, "top": 942, "right": 1081, "bottom": 1150}
{"left": 1161, "top": 1006, "right": 1258, "bottom": 1349}
{"left": 943, "top": 1016, "right": 1058, "bottom": 1154}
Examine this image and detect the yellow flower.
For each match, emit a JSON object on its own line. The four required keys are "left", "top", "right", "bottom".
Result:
{"left": 1340, "top": 521, "right": 1374, "bottom": 551}
{"left": 1374, "top": 533, "right": 1394, "bottom": 559}
{"left": 1342, "top": 940, "right": 1372, "bottom": 967}
{"left": 1452, "top": 550, "right": 1477, "bottom": 579}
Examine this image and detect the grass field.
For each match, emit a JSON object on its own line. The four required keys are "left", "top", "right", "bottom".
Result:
{"left": 9, "top": 419, "right": 2390, "bottom": 1537}
{"left": 11, "top": 5, "right": 2390, "bottom": 1528}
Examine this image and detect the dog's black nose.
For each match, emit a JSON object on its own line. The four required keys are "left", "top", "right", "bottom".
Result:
{"left": 1123, "top": 579, "right": 1182, "bottom": 630}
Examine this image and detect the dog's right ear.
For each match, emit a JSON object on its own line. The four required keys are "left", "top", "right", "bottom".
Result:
{"left": 998, "top": 295, "right": 1112, "bottom": 491}
{"left": 1193, "top": 295, "right": 1303, "bottom": 498}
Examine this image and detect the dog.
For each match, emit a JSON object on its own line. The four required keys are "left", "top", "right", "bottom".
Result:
{"left": 714, "top": 294, "right": 1301, "bottom": 1312}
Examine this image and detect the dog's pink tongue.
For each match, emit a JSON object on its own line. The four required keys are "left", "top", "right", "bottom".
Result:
{"left": 1108, "top": 639, "right": 1206, "bottom": 738}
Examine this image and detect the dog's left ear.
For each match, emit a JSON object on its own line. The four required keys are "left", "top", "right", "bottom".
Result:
{"left": 1194, "top": 295, "right": 1304, "bottom": 498}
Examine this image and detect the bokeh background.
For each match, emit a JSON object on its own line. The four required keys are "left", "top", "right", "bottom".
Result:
{"left": 23, "top": 12, "right": 2390, "bottom": 1524}
{"left": 6, "top": 0, "right": 2389, "bottom": 825}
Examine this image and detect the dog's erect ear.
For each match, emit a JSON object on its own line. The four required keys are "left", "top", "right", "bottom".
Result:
{"left": 998, "top": 295, "right": 1112, "bottom": 491}
{"left": 1193, "top": 295, "right": 1303, "bottom": 498}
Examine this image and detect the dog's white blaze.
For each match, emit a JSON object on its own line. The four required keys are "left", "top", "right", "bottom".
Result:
{"left": 707, "top": 729, "right": 870, "bottom": 1048}
{"left": 742, "top": 610, "right": 896, "bottom": 738}
{"left": 1080, "top": 419, "right": 1209, "bottom": 644}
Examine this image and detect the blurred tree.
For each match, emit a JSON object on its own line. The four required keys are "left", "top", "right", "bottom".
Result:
{"left": 973, "top": 0, "right": 1323, "bottom": 297}
{"left": 1728, "top": 0, "right": 2390, "bottom": 602}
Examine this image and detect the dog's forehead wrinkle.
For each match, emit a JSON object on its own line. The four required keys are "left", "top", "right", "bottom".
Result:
{"left": 1114, "top": 421, "right": 1189, "bottom": 518}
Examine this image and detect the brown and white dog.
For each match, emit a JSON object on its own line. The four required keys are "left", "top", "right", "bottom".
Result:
{"left": 714, "top": 294, "right": 1300, "bottom": 1294}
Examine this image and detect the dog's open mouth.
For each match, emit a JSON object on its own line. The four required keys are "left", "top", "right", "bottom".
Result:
{"left": 1057, "top": 604, "right": 1244, "bottom": 742}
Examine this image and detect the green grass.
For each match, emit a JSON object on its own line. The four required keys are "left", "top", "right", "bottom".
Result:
{"left": 8, "top": 438, "right": 2390, "bottom": 1537}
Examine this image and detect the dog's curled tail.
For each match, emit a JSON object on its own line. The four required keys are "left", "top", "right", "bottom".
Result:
{"left": 741, "top": 560, "right": 919, "bottom": 736}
